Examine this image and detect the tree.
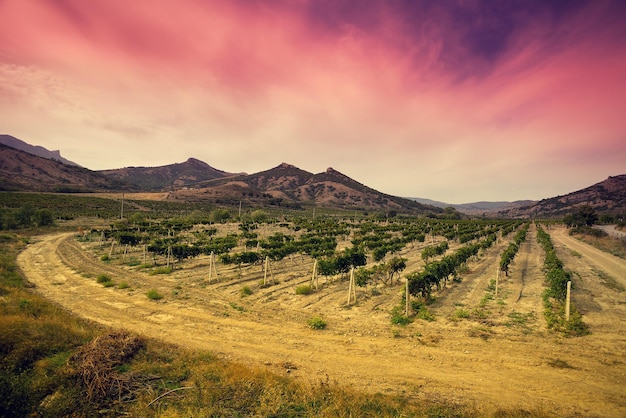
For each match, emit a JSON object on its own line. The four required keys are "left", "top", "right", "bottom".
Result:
{"left": 35, "top": 209, "right": 54, "bottom": 227}
{"left": 564, "top": 205, "right": 597, "bottom": 227}
{"left": 386, "top": 257, "right": 407, "bottom": 285}
{"left": 251, "top": 210, "right": 268, "bottom": 223}
{"left": 209, "top": 208, "right": 230, "bottom": 223}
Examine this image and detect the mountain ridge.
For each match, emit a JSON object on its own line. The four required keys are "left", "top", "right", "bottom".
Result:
{"left": 1, "top": 135, "right": 624, "bottom": 217}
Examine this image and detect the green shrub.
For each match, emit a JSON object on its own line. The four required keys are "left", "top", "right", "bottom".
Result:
{"left": 100, "top": 254, "right": 110, "bottom": 262}
{"left": 416, "top": 306, "right": 435, "bottom": 322}
{"left": 307, "top": 316, "right": 327, "bottom": 330}
{"left": 117, "top": 282, "right": 130, "bottom": 289}
{"left": 240, "top": 286, "right": 252, "bottom": 297}
{"left": 96, "top": 274, "right": 111, "bottom": 284}
{"left": 454, "top": 309, "right": 470, "bottom": 319}
{"left": 146, "top": 289, "right": 163, "bottom": 300}
{"left": 295, "top": 284, "right": 313, "bottom": 295}
{"left": 150, "top": 266, "right": 173, "bottom": 275}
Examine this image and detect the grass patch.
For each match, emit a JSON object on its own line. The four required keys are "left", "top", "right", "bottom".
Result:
{"left": 240, "top": 285, "right": 252, "bottom": 297}
{"left": 572, "top": 231, "right": 626, "bottom": 259}
{"left": 307, "top": 316, "right": 327, "bottom": 330}
{"left": 229, "top": 302, "right": 245, "bottom": 312}
{"left": 592, "top": 268, "right": 624, "bottom": 292}
{"left": 146, "top": 289, "right": 163, "bottom": 300}
{"left": 96, "top": 274, "right": 112, "bottom": 284}
{"left": 295, "top": 284, "right": 313, "bottom": 295}
{"left": 150, "top": 266, "right": 173, "bottom": 275}
{"left": 117, "top": 282, "right": 130, "bottom": 289}
{"left": 454, "top": 308, "right": 470, "bottom": 319}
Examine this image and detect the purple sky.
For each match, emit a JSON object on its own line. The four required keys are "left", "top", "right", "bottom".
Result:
{"left": 1, "top": 0, "right": 625, "bottom": 203}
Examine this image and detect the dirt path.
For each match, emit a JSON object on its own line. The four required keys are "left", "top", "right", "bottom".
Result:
{"left": 17, "top": 231, "right": 626, "bottom": 416}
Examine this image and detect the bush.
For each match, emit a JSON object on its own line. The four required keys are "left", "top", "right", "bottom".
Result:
{"left": 454, "top": 309, "right": 470, "bottom": 319}
{"left": 96, "top": 274, "right": 111, "bottom": 284}
{"left": 307, "top": 316, "right": 327, "bottom": 330}
{"left": 117, "top": 282, "right": 130, "bottom": 289}
{"left": 240, "top": 286, "right": 252, "bottom": 297}
{"left": 295, "top": 285, "right": 313, "bottom": 295}
{"left": 146, "top": 289, "right": 163, "bottom": 300}
{"left": 100, "top": 255, "right": 110, "bottom": 262}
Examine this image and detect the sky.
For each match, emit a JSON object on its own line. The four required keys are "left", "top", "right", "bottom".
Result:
{"left": 1, "top": 0, "right": 625, "bottom": 203}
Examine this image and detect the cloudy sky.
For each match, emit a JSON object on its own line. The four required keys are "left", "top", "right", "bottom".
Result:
{"left": 1, "top": 0, "right": 625, "bottom": 203}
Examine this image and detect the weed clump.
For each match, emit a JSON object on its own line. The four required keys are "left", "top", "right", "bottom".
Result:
{"left": 307, "top": 316, "right": 327, "bottom": 330}
{"left": 146, "top": 289, "right": 163, "bottom": 300}
{"left": 295, "top": 284, "right": 313, "bottom": 295}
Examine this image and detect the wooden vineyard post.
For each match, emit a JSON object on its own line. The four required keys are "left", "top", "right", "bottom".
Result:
{"left": 208, "top": 251, "right": 213, "bottom": 283}
{"left": 166, "top": 246, "right": 172, "bottom": 269}
{"left": 263, "top": 256, "right": 275, "bottom": 285}
{"left": 122, "top": 244, "right": 129, "bottom": 262}
{"left": 405, "top": 277, "right": 410, "bottom": 316}
{"left": 347, "top": 267, "right": 356, "bottom": 305}
{"left": 495, "top": 265, "right": 499, "bottom": 298}
{"left": 109, "top": 241, "right": 115, "bottom": 257}
{"left": 207, "top": 252, "right": 219, "bottom": 283}
{"left": 311, "top": 259, "right": 318, "bottom": 290}
{"left": 565, "top": 281, "right": 571, "bottom": 321}
{"left": 143, "top": 244, "right": 147, "bottom": 265}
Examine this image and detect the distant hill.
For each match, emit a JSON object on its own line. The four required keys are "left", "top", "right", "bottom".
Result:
{"left": 170, "top": 163, "right": 441, "bottom": 214}
{"left": 0, "top": 134, "right": 80, "bottom": 166}
{"left": 0, "top": 143, "right": 131, "bottom": 192}
{"left": 408, "top": 197, "right": 535, "bottom": 215}
{"left": 497, "top": 175, "right": 626, "bottom": 218}
{"left": 98, "top": 158, "right": 235, "bottom": 191}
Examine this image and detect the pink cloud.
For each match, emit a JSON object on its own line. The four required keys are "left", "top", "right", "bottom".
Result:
{"left": 0, "top": 0, "right": 624, "bottom": 201}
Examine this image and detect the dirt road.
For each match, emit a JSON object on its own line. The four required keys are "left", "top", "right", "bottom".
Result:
{"left": 17, "top": 228, "right": 626, "bottom": 416}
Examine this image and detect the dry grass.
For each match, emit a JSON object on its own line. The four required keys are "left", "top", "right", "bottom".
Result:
{"left": 66, "top": 331, "right": 145, "bottom": 402}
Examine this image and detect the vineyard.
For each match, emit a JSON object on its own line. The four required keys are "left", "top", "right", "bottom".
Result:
{"left": 16, "top": 212, "right": 626, "bottom": 416}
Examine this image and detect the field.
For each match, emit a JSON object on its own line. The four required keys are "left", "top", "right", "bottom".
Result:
{"left": 15, "top": 217, "right": 626, "bottom": 416}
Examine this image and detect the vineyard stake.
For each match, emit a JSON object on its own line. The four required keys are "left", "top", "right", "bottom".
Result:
{"left": 109, "top": 241, "right": 115, "bottom": 257}
{"left": 495, "top": 266, "right": 499, "bottom": 298}
{"left": 405, "top": 278, "right": 410, "bottom": 316}
{"left": 347, "top": 267, "right": 356, "bottom": 305}
{"left": 565, "top": 280, "right": 571, "bottom": 321}
{"left": 208, "top": 251, "right": 214, "bottom": 283}
{"left": 311, "top": 259, "right": 318, "bottom": 289}
{"left": 143, "top": 244, "right": 147, "bottom": 265}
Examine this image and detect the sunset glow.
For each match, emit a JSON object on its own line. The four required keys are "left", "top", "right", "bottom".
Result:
{"left": 1, "top": 0, "right": 625, "bottom": 202}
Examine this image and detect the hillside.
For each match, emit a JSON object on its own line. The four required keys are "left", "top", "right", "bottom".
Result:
{"left": 498, "top": 175, "right": 626, "bottom": 218}
{"left": 0, "top": 144, "right": 131, "bottom": 192}
{"left": 98, "top": 158, "right": 234, "bottom": 191}
{"left": 0, "top": 134, "right": 80, "bottom": 166}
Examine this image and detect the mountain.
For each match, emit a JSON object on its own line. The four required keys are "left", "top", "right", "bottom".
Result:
{"left": 98, "top": 158, "right": 234, "bottom": 191}
{"left": 0, "top": 134, "right": 80, "bottom": 166}
{"left": 171, "top": 163, "right": 441, "bottom": 214}
{"left": 0, "top": 143, "right": 131, "bottom": 192}
{"left": 497, "top": 175, "right": 626, "bottom": 218}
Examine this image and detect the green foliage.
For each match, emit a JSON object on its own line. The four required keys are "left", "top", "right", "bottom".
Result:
{"left": 96, "top": 274, "right": 112, "bottom": 284}
{"left": 209, "top": 208, "right": 231, "bottom": 223}
{"left": 146, "top": 289, "right": 163, "bottom": 300}
{"left": 250, "top": 209, "right": 268, "bottom": 223}
{"left": 240, "top": 286, "right": 252, "bottom": 297}
{"left": 454, "top": 309, "right": 470, "bottom": 319}
{"left": 563, "top": 205, "right": 598, "bottom": 228}
{"left": 150, "top": 266, "right": 173, "bottom": 275}
{"left": 307, "top": 316, "right": 327, "bottom": 330}
{"left": 117, "top": 282, "right": 130, "bottom": 289}
{"left": 295, "top": 285, "right": 313, "bottom": 295}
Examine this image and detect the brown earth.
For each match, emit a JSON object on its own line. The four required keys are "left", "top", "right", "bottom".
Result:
{"left": 17, "top": 224, "right": 626, "bottom": 416}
